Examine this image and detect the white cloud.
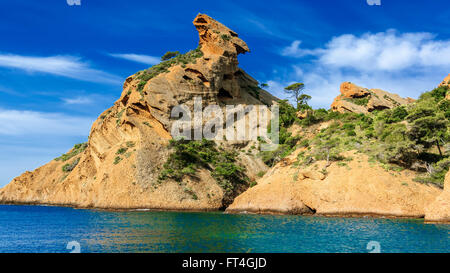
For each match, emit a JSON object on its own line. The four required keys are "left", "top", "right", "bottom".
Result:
{"left": 275, "top": 30, "right": 450, "bottom": 109}
{"left": 108, "top": 53, "right": 160, "bottom": 65}
{"left": 0, "top": 108, "right": 94, "bottom": 136}
{"left": 0, "top": 54, "right": 122, "bottom": 84}
{"left": 281, "top": 40, "right": 323, "bottom": 57}
{"left": 282, "top": 30, "right": 450, "bottom": 71}
{"left": 62, "top": 96, "right": 93, "bottom": 105}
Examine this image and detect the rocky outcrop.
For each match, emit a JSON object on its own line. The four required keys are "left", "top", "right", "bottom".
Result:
{"left": 296, "top": 109, "right": 311, "bottom": 120}
{"left": 439, "top": 73, "right": 450, "bottom": 100}
{"left": 0, "top": 14, "right": 275, "bottom": 210}
{"left": 425, "top": 170, "right": 450, "bottom": 222}
{"left": 438, "top": 73, "right": 450, "bottom": 88}
{"left": 331, "top": 82, "right": 413, "bottom": 114}
{"left": 227, "top": 150, "right": 441, "bottom": 217}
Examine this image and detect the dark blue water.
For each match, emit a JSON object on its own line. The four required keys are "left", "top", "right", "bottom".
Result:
{"left": 0, "top": 205, "right": 448, "bottom": 253}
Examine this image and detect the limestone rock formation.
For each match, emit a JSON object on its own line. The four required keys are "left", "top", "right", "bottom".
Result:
{"left": 331, "top": 82, "right": 413, "bottom": 114}
{"left": 227, "top": 150, "right": 441, "bottom": 217}
{"left": 425, "top": 170, "right": 450, "bottom": 222}
{"left": 438, "top": 73, "right": 450, "bottom": 87}
{"left": 0, "top": 14, "right": 276, "bottom": 210}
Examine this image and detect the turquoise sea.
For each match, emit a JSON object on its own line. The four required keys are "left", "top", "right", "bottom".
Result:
{"left": 0, "top": 205, "right": 448, "bottom": 253}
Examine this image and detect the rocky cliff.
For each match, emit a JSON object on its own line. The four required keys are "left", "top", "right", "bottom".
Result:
{"left": 1, "top": 14, "right": 448, "bottom": 223}
{"left": 331, "top": 82, "right": 413, "bottom": 114}
{"left": 228, "top": 75, "right": 450, "bottom": 221}
{"left": 227, "top": 147, "right": 441, "bottom": 217}
{"left": 0, "top": 14, "right": 276, "bottom": 210}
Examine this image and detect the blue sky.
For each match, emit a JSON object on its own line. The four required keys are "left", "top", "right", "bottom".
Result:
{"left": 0, "top": 0, "right": 449, "bottom": 186}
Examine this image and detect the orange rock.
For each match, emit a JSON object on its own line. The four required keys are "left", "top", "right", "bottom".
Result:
{"left": 227, "top": 151, "right": 441, "bottom": 218}
{"left": 438, "top": 73, "right": 450, "bottom": 87}
{"left": 296, "top": 110, "right": 310, "bottom": 119}
{"left": 0, "top": 14, "right": 276, "bottom": 210}
{"left": 425, "top": 170, "right": 450, "bottom": 222}
{"left": 340, "top": 82, "right": 370, "bottom": 98}
{"left": 193, "top": 14, "right": 249, "bottom": 57}
{"left": 331, "top": 82, "right": 412, "bottom": 114}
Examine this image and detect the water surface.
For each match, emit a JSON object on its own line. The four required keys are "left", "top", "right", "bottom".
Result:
{"left": 0, "top": 205, "right": 448, "bottom": 253}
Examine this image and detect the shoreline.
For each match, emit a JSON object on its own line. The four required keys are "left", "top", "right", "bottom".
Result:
{"left": 1, "top": 201, "right": 448, "bottom": 224}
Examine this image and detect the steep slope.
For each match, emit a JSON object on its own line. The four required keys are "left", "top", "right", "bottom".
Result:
{"left": 227, "top": 146, "right": 441, "bottom": 217}
{"left": 331, "top": 82, "right": 413, "bottom": 114}
{"left": 0, "top": 14, "right": 276, "bottom": 210}
{"left": 228, "top": 78, "right": 449, "bottom": 220}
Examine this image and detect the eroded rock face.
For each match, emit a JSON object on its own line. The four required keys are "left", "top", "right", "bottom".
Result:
{"left": 331, "top": 82, "right": 413, "bottom": 114}
{"left": 0, "top": 14, "right": 275, "bottom": 210}
{"left": 193, "top": 14, "right": 249, "bottom": 57}
{"left": 425, "top": 171, "right": 450, "bottom": 222}
{"left": 227, "top": 150, "right": 441, "bottom": 217}
{"left": 124, "top": 14, "right": 275, "bottom": 131}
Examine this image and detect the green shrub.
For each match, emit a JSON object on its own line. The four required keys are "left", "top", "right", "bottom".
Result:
{"left": 137, "top": 81, "right": 146, "bottom": 96}
{"left": 183, "top": 187, "right": 198, "bottom": 200}
{"left": 161, "top": 51, "right": 180, "bottom": 61}
{"left": 116, "top": 109, "right": 125, "bottom": 125}
{"left": 414, "top": 157, "right": 450, "bottom": 188}
{"left": 420, "top": 86, "right": 449, "bottom": 102}
{"left": 62, "top": 157, "right": 80, "bottom": 172}
{"left": 113, "top": 156, "right": 122, "bottom": 165}
{"left": 159, "top": 139, "right": 248, "bottom": 192}
{"left": 260, "top": 144, "right": 294, "bottom": 166}
{"left": 438, "top": 99, "right": 450, "bottom": 119}
{"left": 143, "top": 121, "right": 153, "bottom": 128}
{"left": 278, "top": 100, "right": 298, "bottom": 128}
{"left": 116, "top": 147, "right": 128, "bottom": 155}
{"left": 221, "top": 34, "right": 231, "bottom": 41}
{"left": 257, "top": 171, "right": 266, "bottom": 177}
{"left": 55, "top": 143, "right": 88, "bottom": 162}
{"left": 345, "top": 96, "right": 370, "bottom": 106}
{"left": 136, "top": 47, "right": 203, "bottom": 84}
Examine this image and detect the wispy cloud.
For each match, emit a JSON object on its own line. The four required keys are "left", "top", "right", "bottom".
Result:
{"left": 0, "top": 85, "right": 24, "bottom": 97}
{"left": 62, "top": 96, "right": 93, "bottom": 105}
{"left": 281, "top": 30, "right": 450, "bottom": 71}
{"left": 0, "top": 54, "right": 122, "bottom": 84}
{"left": 281, "top": 40, "right": 323, "bottom": 58}
{"left": 108, "top": 53, "right": 160, "bottom": 65}
{"left": 0, "top": 108, "right": 94, "bottom": 136}
{"left": 275, "top": 30, "right": 450, "bottom": 109}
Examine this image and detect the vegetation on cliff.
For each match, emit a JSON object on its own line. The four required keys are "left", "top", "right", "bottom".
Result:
{"left": 261, "top": 85, "right": 450, "bottom": 187}
{"left": 159, "top": 139, "right": 249, "bottom": 194}
{"left": 135, "top": 47, "right": 203, "bottom": 93}
{"left": 55, "top": 143, "right": 87, "bottom": 162}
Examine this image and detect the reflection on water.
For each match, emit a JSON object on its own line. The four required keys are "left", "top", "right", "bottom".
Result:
{"left": 0, "top": 205, "right": 448, "bottom": 253}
